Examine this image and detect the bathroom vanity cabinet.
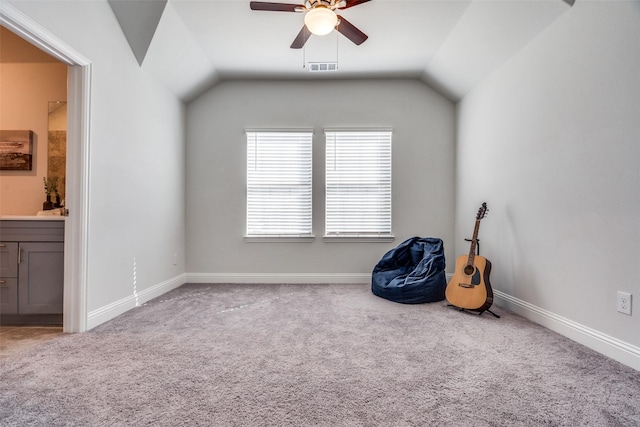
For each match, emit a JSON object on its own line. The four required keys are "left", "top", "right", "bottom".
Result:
{"left": 0, "top": 219, "right": 64, "bottom": 320}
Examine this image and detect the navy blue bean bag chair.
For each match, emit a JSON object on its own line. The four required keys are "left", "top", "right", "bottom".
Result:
{"left": 371, "top": 237, "right": 446, "bottom": 304}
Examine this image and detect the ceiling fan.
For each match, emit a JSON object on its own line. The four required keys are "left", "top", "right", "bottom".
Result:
{"left": 249, "top": 0, "right": 371, "bottom": 49}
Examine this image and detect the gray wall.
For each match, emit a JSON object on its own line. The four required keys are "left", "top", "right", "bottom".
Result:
{"left": 9, "top": 0, "right": 187, "bottom": 316}
{"left": 186, "top": 79, "right": 455, "bottom": 278}
{"left": 456, "top": 0, "right": 640, "bottom": 350}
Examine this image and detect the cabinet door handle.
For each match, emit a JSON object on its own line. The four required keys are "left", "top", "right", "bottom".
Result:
{"left": 0, "top": 280, "right": 5, "bottom": 284}
{"left": 0, "top": 243, "right": 5, "bottom": 247}
{"left": 18, "top": 248, "right": 22, "bottom": 264}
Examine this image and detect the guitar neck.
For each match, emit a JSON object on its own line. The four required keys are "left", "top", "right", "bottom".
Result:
{"left": 467, "top": 219, "right": 481, "bottom": 265}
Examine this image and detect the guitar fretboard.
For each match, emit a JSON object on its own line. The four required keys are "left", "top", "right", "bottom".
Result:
{"left": 467, "top": 219, "right": 481, "bottom": 266}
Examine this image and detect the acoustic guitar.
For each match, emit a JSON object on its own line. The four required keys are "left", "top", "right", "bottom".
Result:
{"left": 446, "top": 202, "right": 494, "bottom": 314}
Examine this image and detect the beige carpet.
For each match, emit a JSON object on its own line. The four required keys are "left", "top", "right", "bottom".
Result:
{"left": 1, "top": 283, "right": 639, "bottom": 426}
{"left": 0, "top": 326, "right": 63, "bottom": 359}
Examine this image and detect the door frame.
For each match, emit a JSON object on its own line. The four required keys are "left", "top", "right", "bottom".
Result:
{"left": 1, "top": 3, "right": 91, "bottom": 332}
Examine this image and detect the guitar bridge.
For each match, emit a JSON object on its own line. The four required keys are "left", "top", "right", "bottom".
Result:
{"left": 458, "top": 283, "right": 476, "bottom": 288}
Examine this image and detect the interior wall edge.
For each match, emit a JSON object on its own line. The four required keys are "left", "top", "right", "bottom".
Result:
{"left": 86, "top": 273, "right": 187, "bottom": 330}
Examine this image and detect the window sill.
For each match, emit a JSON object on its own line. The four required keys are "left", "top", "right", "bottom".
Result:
{"left": 244, "top": 235, "right": 315, "bottom": 243}
{"left": 323, "top": 235, "right": 395, "bottom": 243}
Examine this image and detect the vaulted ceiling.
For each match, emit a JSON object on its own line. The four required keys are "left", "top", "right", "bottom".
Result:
{"left": 109, "top": 0, "right": 574, "bottom": 103}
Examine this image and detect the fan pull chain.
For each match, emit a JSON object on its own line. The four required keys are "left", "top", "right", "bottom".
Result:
{"left": 302, "top": 44, "right": 306, "bottom": 69}
{"left": 336, "top": 30, "right": 339, "bottom": 70}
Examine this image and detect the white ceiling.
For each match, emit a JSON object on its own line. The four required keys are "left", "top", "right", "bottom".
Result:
{"left": 110, "top": 0, "right": 574, "bottom": 103}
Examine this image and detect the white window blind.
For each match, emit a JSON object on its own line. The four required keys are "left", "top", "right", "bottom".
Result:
{"left": 246, "top": 131, "right": 313, "bottom": 236}
{"left": 325, "top": 130, "right": 392, "bottom": 237}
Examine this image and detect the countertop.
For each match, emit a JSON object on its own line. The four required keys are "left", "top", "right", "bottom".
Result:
{"left": 1, "top": 216, "right": 66, "bottom": 221}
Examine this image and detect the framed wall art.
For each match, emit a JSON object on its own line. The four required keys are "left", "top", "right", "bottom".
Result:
{"left": 0, "top": 130, "right": 34, "bottom": 171}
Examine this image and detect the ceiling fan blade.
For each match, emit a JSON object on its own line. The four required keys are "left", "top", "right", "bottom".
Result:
{"left": 338, "top": 0, "right": 371, "bottom": 10}
{"left": 249, "top": 1, "right": 302, "bottom": 12}
{"left": 336, "top": 15, "right": 368, "bottom": 45}
{"left": 290, "top": 25, "right": 312, "bottom": 49}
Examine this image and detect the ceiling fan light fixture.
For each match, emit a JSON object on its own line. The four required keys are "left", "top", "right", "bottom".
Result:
{"left": 304, "top": 6, "right": 338, "bottom": 36}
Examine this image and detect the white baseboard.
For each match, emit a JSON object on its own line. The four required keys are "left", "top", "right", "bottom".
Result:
{"left": 493, "top": 290, "right": 640, "bottom": 371}
{"left": 87, "top": 273, "right": 187, "bottom": 330}
{"left": 186, "top": 272, "right": 371, "bottom": 284}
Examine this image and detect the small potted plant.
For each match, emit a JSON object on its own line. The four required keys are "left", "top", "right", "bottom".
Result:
{"left": 42, "top": 176, "right": 58, "bottom": 210}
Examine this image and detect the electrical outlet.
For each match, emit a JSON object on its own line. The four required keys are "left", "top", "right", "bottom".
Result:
{"left": 617, "top": 291, "right": 632, "bottom": 315}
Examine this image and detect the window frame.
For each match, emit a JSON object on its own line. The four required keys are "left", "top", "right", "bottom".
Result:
{"left": 323, "top": 128, "right": 394, "bottom": 242}
{"left": 244, "top": 129, "right": 314, "bottom": 242}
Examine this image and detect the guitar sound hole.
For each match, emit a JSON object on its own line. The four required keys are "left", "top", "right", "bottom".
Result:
{"left": 463, "top": 264, "right": 475, "bottom": 276}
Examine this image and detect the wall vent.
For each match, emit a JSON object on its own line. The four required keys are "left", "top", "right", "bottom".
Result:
{"left": 308, "top": 62, "right": 338, "bottom": 72}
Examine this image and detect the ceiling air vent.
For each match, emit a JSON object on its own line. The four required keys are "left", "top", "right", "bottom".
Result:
{"left": 308, "top": 62, "right": 338, "bottom": 72}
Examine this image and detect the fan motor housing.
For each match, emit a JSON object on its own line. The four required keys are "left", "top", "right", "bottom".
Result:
{"left": 306, "top": 0, "right": 342, "bottom": 10}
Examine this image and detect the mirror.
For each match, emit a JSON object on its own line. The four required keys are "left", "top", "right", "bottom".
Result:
{"left": 48, "top": 101, "right": 66, "bottom": 203}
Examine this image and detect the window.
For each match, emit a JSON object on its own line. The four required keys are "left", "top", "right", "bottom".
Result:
{"left": 246, "top": 131, "right": 313, "bottom": 239}
{"left": 325, "top": 130, "right": 393, "bottom": 240}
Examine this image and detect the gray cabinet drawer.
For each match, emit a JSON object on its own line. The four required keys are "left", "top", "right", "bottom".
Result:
{"left": 0, "top": 242, "right": 19, "bottom": 278}
{"left": 0, "top": 278, "right": 18, "bottom": 314}
{"left": 0, "top": 220, "right": 64, "bottom": 242}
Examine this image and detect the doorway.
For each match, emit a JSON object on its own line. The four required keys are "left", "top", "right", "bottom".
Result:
{"left": 1, "top": 4, "right": 91, "bottom": 332}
